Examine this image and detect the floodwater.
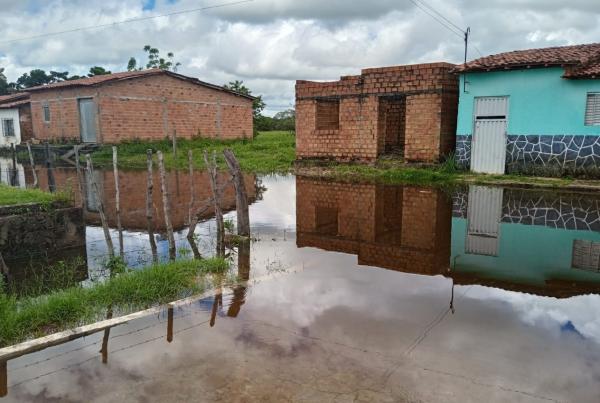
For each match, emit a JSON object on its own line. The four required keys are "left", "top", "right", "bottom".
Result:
{"left": 2, "top": 165, "right": 600, "bottom": 402}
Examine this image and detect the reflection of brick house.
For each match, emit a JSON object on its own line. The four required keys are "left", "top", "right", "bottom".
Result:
{"left": 296, "top": 177, "right": 452, "bottom": 275}
{"left": 25, "top": 69, "right": 253, "bottom": 144}
{"left": 34, "top": 168, "right": 257, "bottom": 231}
{"left": 295, "top": 63, "right": 458, "bottom": 163}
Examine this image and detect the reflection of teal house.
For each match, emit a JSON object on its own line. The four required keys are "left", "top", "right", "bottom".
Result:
{"left": 451, "top": 186, "right": 600, "bottom": 297}
{"left": 454, "top": 43, "right": 600, "bottom": 174}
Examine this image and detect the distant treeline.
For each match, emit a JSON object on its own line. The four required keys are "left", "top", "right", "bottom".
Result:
{"left": 255, "top": 109, "right": 295, "bottom": 132}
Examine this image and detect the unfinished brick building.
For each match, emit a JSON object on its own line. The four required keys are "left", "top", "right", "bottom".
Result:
{"left": 295, "top": 63, "right": 458, "bottom": 162}
{"left": 25, "top": 69, "right": 254, "bottom": 144}
{"left": 296, "top": 177, "right": 452, "bottom": 275}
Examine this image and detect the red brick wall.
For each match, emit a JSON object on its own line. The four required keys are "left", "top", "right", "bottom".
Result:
{"left": 30, "top": 74, "right": 253, "bottom": 143}
{"left": 296, "top": 177, "right": 452, "bottom": 275}
{"left": 295, "top": 62, "right": 458, "bottom": 162}
{"left": 18, "top": 104, "right": 34, "bottom": 142}
{"left": 33, "top": 167, "right": 257, "bottom": 231}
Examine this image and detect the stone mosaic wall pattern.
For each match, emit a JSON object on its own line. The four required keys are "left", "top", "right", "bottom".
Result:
{"left": 452, "top": 188, "right": 600, "bottom": 232}
{"left": 455, "top": 134, "right": 600, "bottom": 174}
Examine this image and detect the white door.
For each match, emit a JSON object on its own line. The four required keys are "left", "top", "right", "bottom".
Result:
{"left": 465, "top": 185, "right": 503, "bottom": 256}
{"left": 471, "top": 97, "right": 508, "bottom": 174}
{"left": 79, "top": 98, "right": 97, "bottom": 143}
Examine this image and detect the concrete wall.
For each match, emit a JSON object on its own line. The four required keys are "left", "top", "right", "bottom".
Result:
{"left": 296, "top": 63, "right": 458, "bottom": 163}
{"left": 30, "top": 74, "right": 253, "bottom": 143}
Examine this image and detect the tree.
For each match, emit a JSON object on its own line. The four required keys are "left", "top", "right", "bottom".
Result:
{"left": 223, "top": 80, "right": 265, "bottom": 119}
{"left": 0, "top": 68, "right": 9, "bottom": 95}
{"left": 127, "top": 45, "right": 181, "bottom": 72}
{"left": 11, "top": 69, "right": 70, "bottom": 89}
{"left": 88, "top": 66, "right": 111, "bottom": 77}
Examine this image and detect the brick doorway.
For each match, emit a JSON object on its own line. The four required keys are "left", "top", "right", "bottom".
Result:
{"left": 378, "top": 96, "right": 406, "bottom": 156}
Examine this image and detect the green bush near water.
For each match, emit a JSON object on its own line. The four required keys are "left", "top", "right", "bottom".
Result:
{"left": 0, "top": 257, "right": 228, "bottom": 347}
{"left": 92, "top": 131, "right": 296, "bottom": 173}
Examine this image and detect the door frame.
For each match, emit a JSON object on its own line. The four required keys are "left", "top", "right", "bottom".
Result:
{"left": 471, "top": 96, "right": 509, "bottom": 174}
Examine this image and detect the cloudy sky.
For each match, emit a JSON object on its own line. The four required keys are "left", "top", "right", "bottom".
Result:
{"left": 1, "top": 0, "right": 599, "bottom": 115}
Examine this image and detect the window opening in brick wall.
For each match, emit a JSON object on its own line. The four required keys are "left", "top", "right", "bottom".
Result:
{"left": 2, "top": 118, "right": 15, "bottom": 137}
{"left": 316, "top": 100, "right": 340, "bottom": 130}
{"left": 43, "top": 105, "right": 51, "bottom": 122}
{"left": 315, "top": 206, "right": 339, "bottom": 236}
{"left": 585, "top": 93, "right": 600, "bottom": 126}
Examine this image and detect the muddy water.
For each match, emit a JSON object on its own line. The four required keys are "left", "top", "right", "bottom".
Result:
{"left": 2, "top": 171, "right": 600, "bottom": 402}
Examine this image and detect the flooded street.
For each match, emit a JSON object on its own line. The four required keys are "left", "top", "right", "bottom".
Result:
{"left": 2, "top": 169, "right": 600, "bottom": 402}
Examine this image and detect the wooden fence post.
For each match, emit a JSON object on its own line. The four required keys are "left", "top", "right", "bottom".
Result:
{"left": 187, "top": 150, "right": 195, "bottom": 226}
{"left": 26, "top": 142, "right": 38, "bottom": 189}
{"left": 0, "top": 359, "right": 7, "bottom": 398}
{"left": 74, "top": 145, "right": 85, "bottom": 207}
{"left": 146, "top": 150, "right": 158, "bottom": 263}
{"left": 172, "top": 129, "right": 177, "bottom": 160}
{"left": 157, "top": 151, "right": 176, "bottom": 260}
{"left": 44, "top": 142, "right": 56, "bottom": 193}
{"left": 85, "top": 154, "right": 114, "bottom": 258}
{"left": 167, "top": 304, "right": 174, "bottom": 343}
{"left": 10, "top": 144, "right": 17, "bottom": 187}
{"left": 112, "top": 147, "right": 123, "bottom": 258}
{"left": 204, "top": 150, "right": 224, "bottom": 256}
{"left": 223, "top": 149, "right": 250, "bottom": 237}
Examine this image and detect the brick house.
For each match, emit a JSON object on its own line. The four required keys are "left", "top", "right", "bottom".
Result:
{"left": 296, "top": 177, "right": 452, "bottom": 275}
{"left": 295, "top": 62, "right": 459, "bottom": 162}
{"left": 0, "top": 92, "right": 33, "bottom": 146}
{"left": 25, "top": 69, "right": 254, "bottom": 144}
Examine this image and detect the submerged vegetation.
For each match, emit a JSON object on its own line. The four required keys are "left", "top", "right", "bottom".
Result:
{"left": 0, "top": 184, "right": 70, "bottom": 207}
{"left": 93, "top": 131, "right": 296, "bottom": 173}
{"left": 0, "top": 257, "right": 229, "bottom": 347}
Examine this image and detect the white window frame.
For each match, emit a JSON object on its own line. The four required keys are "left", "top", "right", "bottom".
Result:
{"left": 584, "top": 92, "right": 600, "bottom": 126}
{"left": 43, "top": 104, "right": 51, "bottom": 123}
{"left": 1, "top": 118, "right": 15, "bottom": 137}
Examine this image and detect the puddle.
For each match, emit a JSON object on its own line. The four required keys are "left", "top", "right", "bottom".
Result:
{"left": 1, "top": 170, "right": 600, "bottom": 402}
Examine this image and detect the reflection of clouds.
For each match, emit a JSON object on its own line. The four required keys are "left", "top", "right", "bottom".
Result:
{"left": 249, "top": 175, "right": 296, "bottom": 230}
{"left": 465, "top": 286, "right": 600, "bottom": 343}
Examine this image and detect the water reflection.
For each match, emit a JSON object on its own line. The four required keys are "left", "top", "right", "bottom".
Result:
{"left": 296, "top": 177, "right": 600, "bottom": 297}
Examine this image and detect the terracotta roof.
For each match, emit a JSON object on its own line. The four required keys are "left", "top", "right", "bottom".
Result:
{"left": 25, "top": 69, "right": 255, "bottom": 99}
{"left": 455, "top": 43, "right": 600, "bottom": 78}
{"left": 0, "top": 92, "right": 30, "bottom": 109}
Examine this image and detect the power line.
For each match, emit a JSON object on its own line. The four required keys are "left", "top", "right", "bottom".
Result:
{"left": 408, "top": 0, "right": 464, "bottom": 39}
{"left": 0, "top": 0, "right": 254, "bottom": 45}
{"left": 413, "top": 0, "right": 465, "bottom": 34}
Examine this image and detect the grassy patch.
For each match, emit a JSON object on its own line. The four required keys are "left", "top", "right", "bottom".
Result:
{"left": 0, "top": 257, "right": 229, "bottom": 347}
{"left": 0, "top": 184, "right": 70, "bottom": 207}
{"left": 92, "top": 131, "right": 296, "bottom": 173}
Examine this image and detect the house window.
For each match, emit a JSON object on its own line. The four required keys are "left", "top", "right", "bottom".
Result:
{"left": 584, "top": 93, "right": 600, "bottom": 126}
{"left": 1, "top": 119, "right": 15, "bottom": 137}
{"left": 316, "top": 100, "right": 340, "bottom": 130}
{"left": 572, "top": 239, "right": 600, "bottom": 272}
{"left": 43, "top": 105, "right": 50, "bottom": 122}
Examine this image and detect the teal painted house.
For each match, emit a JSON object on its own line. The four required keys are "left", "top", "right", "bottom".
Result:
{"left": 454, "top": 43, "right": 600, "bottom": 174}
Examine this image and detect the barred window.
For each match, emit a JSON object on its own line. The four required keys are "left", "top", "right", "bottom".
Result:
{"left": 572, "top": 239, "right": 600, "bottom": 272}
{"left": 584, "top": 93, "right": 600, "bottom": 126}
{"left": 1, "top": 119, "right": 14, "bottom": 137}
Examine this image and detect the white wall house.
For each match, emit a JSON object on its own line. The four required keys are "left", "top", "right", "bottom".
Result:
{"left": 0, "top": 108, "right": 21, "bottom": 147}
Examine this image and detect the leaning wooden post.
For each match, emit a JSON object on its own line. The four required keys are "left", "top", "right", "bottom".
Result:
{"left": 223, "top": 149, "right": 250, "bottom": 237}
{"left": 146, "top": 150, "right": 158, "bottom": 263}
{"left": 74, "top": 145, "right": 85, "bottom": 207}
{"left": 172, "top": 129, "right": 177, "bottom": 160}
{"left": 112, "top": 146, "right": 123, "bottom": 258}
{"left": 204, "top": 150, "right": 224, "bottom": 256}
{"left": 157, "top": 151, "right": 176, "bottom": 260}
{"left": 85, "top": 154, "right": 114, "bottom": 258}
{"left": 26, "top": 142, "right": 38, "bottom": 189}
{"left": 44, "top": 142, "right": 56, "bottom": 193}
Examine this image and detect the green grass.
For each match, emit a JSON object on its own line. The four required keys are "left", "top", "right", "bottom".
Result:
{"left": 92, "top": 131, "right": 296, "bottom": 173}
{"left": 0, "top": 257, "right": 229, "bottom": 347}
{"left": 0, "top": 184, "right": 70, "bottom": 207}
